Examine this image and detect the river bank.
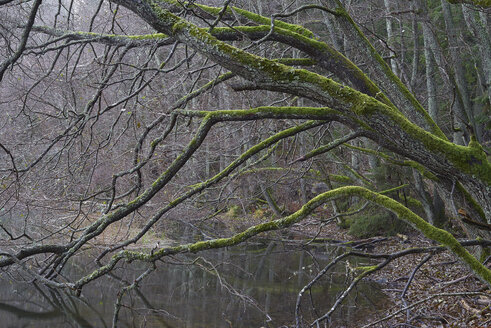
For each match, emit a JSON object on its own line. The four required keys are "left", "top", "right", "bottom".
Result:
{"left": 302, "top": 221, "right": 491, "bottom": 328}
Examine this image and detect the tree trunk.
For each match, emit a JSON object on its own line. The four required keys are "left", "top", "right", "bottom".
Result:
{"left": 422, "top": 21, "right": 438, "bottom": 121}
{"left": 441, "top": 1, "right": 471, "bottom": 145}
{"left": 384, "top": 0, "right": 398, "bottom": 76}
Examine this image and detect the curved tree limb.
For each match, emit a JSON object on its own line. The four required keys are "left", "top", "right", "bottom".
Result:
{"left": 73, "top": 186, "right": 491, "bottom": 291}
{"left": 109, "top": 0, "right": 491, "bottom": 222}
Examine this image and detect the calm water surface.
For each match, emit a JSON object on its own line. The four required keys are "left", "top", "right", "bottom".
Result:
{"left": 0, "top": 241, "right": 387, "bottom": 327}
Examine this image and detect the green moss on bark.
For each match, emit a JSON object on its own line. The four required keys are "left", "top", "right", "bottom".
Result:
{"left": 149, "top": 0, "right": 490, "bottom": 186}
{"left": 81, "top": 186, "right": 491, "bottom": 288}
{"left": 155, "top": 0, "right": 314, "bottom": 37}
{"left": 329, "top": 174, "right": 353, "bottom": 184}
{"left": 446, "top": 0, "right": 490, "bottom": 7}
{"left": 332, "top": 2, "right": 446, "bottom": 139}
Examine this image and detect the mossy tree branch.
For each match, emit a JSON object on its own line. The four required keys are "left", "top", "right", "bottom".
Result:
{"left": 445, "top": 0, "right": 490, "bottom": 7}
{"left": 111, "top": 0, "right": 491, "bottom": 222}
{"left": 74, "top": 185, "right": 491, "bottom": 291}
{"left": 30, "top": 26, "right": 173, "bottom": 48}
{"left": 2, "top": 0, "right": 490, "bottom": 323}
{"left": 96, "top": 120, "right": 325, "bottom": 260}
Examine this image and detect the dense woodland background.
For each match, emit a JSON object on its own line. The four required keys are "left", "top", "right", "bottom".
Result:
{"left": 0, "top": 0, "right": 490, "bottom": 326}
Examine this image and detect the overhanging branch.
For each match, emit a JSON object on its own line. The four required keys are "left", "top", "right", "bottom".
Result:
{"left": 74, "top": 186, "right": 491, "bottom": 290}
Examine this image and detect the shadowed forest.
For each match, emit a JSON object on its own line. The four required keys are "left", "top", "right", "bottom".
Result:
{"left": 0, "top": 0, "right": 490, "bottom": 327}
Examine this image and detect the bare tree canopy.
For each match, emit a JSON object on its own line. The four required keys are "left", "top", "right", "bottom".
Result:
{"left": 0, "top": 0, "right": 490, "bottom": 326}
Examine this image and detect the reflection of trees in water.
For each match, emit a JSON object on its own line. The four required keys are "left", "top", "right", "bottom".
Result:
{"left": 110, "top": 244, "right": 385, "bottom": 327}
{"left": 0, "top": 282, "right": 95, "bottom": 327}
{"left": 0, "top": 269, "right": 179, "bottom": 328}
{"left": 0, "top": 243, "right": 385, "bottom": 327}
{"left": 0, "top": 302, "right": 60, "bottom": 321}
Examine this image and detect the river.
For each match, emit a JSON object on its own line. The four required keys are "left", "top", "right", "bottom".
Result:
{"left": 0, "top": 241, "right": 387, "bottom": 327}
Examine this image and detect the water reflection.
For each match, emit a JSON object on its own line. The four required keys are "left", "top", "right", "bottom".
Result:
{"left": 0, "top": 242, "right": 386, "bottom": 327}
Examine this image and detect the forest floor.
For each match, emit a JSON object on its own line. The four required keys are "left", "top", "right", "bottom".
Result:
{"left": 292, "top": 220, "right": 491, "bottom": 328}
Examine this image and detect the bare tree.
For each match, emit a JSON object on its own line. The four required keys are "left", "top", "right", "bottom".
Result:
{"left": 0, "top": 0, "right": 490, "bottom": 326}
